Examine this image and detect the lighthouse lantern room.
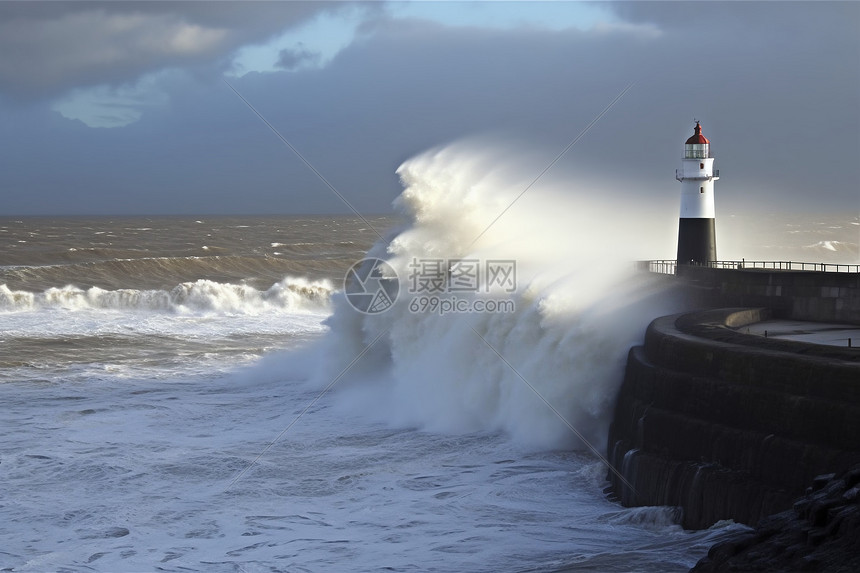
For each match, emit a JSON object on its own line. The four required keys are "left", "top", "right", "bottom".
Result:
{"left": 676, "top": 121, "right": 719, "bottom": 265}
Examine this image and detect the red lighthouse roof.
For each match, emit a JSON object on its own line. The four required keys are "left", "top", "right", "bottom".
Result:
{"left": 685, "top": 121, "right": 710, "bottom": 145}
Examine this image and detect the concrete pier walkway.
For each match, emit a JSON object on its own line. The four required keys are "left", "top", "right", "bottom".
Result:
{"left": 744, "top": 320, "right": 860, "bottom": 348}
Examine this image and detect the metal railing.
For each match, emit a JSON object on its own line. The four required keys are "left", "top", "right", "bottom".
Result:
{"left": 675, "top": 169, "right": 719, "bottom": 182}
{"left": 639, "top": 260, "right": 860, "bottom": 276}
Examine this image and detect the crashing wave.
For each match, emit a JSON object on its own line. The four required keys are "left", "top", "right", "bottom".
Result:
{"left": 0, "top": 276, "right": 333, "bottom": 315}
{"left": 315, "top": 141, "right": 684, "bottom": 451}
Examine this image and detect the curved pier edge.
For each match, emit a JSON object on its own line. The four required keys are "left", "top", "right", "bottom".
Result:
{"left": 606, "top": 307, "right": 860, "bottom": 530}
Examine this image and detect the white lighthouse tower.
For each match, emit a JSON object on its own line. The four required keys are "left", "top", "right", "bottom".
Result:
{"left": 676, "top": 121, "right": 719, "bottom": 265}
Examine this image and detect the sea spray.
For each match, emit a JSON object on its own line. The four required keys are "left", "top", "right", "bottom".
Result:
{"left": 317, "top": 141, "right": 687, "bottom": 451}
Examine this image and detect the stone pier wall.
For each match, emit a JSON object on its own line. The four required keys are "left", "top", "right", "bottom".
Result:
{"left": 677, "top": 267, "right": 860, "bottom": 324}
{"left": 606, "top": 308, "right": 860, "bottom": 530}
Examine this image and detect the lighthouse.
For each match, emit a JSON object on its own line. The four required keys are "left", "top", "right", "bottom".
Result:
{"left": 676, "top": 121, "right": 719, "bottom": 265}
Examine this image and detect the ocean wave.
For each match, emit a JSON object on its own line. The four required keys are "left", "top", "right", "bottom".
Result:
{"left": 0, "top": 276, "right": 333, "bottom": 315}
{"left": 605, "top": 506, "right": 684, "bottom": 530}
{"left": 802, "top": 240, "right": 858, "bottom": 254}
{"left": 0, "top": 255, "right": 354, "bottom": 291}
{"left": 3, "top": 246, "right": 154, "bottom": 266}
{"left": 311, "top": 140, "right": 685, "bottom": 452}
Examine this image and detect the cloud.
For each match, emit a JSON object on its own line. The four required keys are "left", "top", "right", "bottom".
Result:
{"left": 0, "top": 9, "right": 228, "bottom": 93}
{"left": 0, "top": 2, "right": 857, "bottom": 217}
{"left": 0, "top": 1, "right": 347, "bottom": 101}
{"left": 275, "top": 44, "right": 322, "bottom": 71}
{"left": 51, "top": 72, "right": 171, "bottom": 128}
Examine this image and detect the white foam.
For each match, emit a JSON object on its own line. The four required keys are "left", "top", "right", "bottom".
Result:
{"left": 316, "top": 140, "right": 686, "bottom": 451}
{"left": 0, "top": 276, "right": 333, "bottom": 316}
{"left": 0, "top": 154, "right": 729, "bottom": 570}
{"left": 804, "top": 240, "right": 845, "bottom": 252}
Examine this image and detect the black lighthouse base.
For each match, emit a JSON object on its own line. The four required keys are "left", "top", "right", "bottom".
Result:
{"left": 677, "top": 217, "right": 716, "bottom": 265}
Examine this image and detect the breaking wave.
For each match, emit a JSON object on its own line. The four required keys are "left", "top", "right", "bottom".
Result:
{"left": 0, "top": 255, "right": 358, "bottom": 292}
{"left": 313, "top": 141, "right": 687, "bottom": 451}
{"left": 802, "top": 240, "right": 858, "bottom": 256}
{"left": 0, "top": 276, "right": 333, "bottom": 316}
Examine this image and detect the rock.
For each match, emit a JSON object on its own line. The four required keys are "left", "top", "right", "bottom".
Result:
{"left": 814, "top": 473, "right": 837, "bottom": 491}
{"left": 691, "top": 466, "right": 860, "bottom": 572}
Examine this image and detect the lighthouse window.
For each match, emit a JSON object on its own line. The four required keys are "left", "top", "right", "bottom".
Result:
{"left": 700, "top": 187, "right": 704, "bottom": 193}
{"left": 700, "top": 163, "right": 704, "bottom": 169}
{"left": 685, "top": 143, "right": 709, "bottom": 159}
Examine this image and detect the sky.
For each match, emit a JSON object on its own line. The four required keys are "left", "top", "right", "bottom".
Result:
{"left": 0, "top": 1, "right": 858, "bottom": 217}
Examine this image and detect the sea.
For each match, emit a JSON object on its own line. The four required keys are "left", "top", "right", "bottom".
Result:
{"left": 1, "top": 143, "right": 857, "bottom": 572}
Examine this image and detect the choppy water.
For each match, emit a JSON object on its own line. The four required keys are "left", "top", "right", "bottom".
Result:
{"left": 3, "top": 144, "right": 854, "bottom": 571}
{"left": 0, "top": 215, "right": 381, "bottom": 291}
{"left": 0, "top": 212, "right": 742, "bottom": 572}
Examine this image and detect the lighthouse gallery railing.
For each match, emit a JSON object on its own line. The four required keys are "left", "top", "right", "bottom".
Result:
{"left": 675, "top": 169, "right": 720, "bottom": 181}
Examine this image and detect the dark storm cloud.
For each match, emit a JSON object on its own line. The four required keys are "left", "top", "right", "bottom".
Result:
{"left": 0, "top": 1, "right": 857, "bottom": 216}
{"left": 612, "top": 0, "right": 855, "bottom": 31}
{"left": 210, "top": 6, "right": 856, "bottom": 214}
{"left": 0, "top": 1, "right": 361, "bottom": 101}
{"left": 275, "top": 44, "right": 322, "bottom": 71}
